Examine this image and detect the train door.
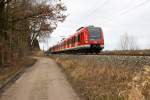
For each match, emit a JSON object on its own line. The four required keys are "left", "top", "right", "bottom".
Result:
{"left": 84, "top": 29, "right": 89, "bottom": 44}
{"left": 80, "top": 32, "right": 85, "bottom": 45}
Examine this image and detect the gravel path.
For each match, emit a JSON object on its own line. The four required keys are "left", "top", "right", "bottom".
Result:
{"left": 0, "top": 57, "right": 80, "bottom": 100}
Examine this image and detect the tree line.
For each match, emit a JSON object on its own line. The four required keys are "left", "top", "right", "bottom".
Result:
{"left": 0, "top": 0, "right": 66, "bottom": 66}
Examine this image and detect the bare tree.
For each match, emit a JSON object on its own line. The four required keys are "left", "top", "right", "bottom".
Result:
{"left": 0, "top": 0, "right": 66, "bottom": 66}
{"left": 120, "top": 33, "right": 139, "bottom": 50}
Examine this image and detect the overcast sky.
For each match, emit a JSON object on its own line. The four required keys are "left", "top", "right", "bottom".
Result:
{"left": 40, "top": 0, "right": 150, "bottom": 50}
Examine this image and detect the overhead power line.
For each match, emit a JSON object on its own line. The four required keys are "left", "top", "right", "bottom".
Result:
{"left": 117, "top": 0, "right": 150, "bottom": 16}
{"left": 85, "top": 0, "right": 150, "bottom": 25}
{"left": 103, "top": 0, "right": 150, "bottom": 25}
{"left": 84, "top": 0, "right": 110, "bottom": 21}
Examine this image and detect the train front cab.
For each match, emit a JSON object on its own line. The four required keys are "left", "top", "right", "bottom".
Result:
{"left": 87, "top": 26, "right": 104, "bottom": 53}
{"left": 77, "top": 26, "right": 104, "bottom": 53}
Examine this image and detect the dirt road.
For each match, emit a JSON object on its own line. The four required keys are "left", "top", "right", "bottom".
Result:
{"left": 0, "top": 57, "right": 80, "bottom": 100}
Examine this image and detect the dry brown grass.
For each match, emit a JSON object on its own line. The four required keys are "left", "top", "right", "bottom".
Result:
{"left": 54, "top": 55, "right": 150, "bottom": 100}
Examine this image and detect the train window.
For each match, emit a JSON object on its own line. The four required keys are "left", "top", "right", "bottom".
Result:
{"left": 72, "top": 37, "right": 74, "bottom": 44}
{"left": 75, "top": 36, "right": 78, "bottom": 42}
{"left": 69, "top": 39, "right": 71, "bottom": 44}
{"left": 71, "top": 39, "right": 72, "bottom": 44}
{"left": 78, "top": 35, "right": 80, "bottom": 42}
{"left": 67, "top": 41, "right": 69, "bottom": 46}
{"left": 68, "top": 39, "right": 71, "bottom": 45}
{"left": 88, "top": 27, "right": 101, "bottom": 40}
{"left": 65, "top": 41, "right": 67, "bottom": 47}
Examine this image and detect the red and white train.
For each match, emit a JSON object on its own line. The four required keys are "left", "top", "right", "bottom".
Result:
{"left": 49, "top": 25, "right": 104, "bottom": 54}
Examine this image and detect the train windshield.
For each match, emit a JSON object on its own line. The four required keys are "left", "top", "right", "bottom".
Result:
{"left": 88, "top": 27, "right": 101, "bottom": 40}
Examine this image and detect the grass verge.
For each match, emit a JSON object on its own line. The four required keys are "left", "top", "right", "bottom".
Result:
{"left": 52, "top": 55, "right": 150, "bottom": 100}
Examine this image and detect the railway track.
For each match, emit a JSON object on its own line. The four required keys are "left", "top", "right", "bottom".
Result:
{"left": 98, "top": 52, "right": 150, "bottom": 56}
{"left": 49, "top": 51, "right": 150, "bottom": 68}
{"left": 51, "top": 52, "right": 150, "bottom": 57}
{"left": 47, "top": 50, "right": 150, "bottom": 57}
